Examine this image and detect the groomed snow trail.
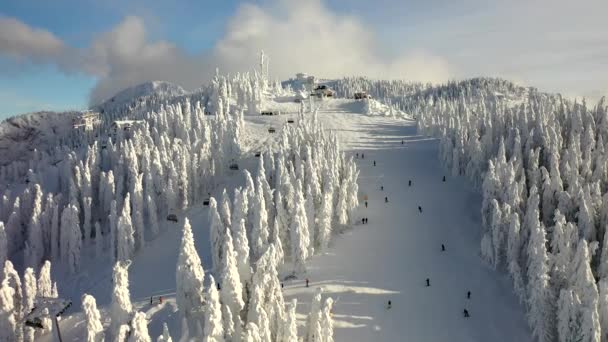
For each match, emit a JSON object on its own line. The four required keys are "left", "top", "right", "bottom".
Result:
{"left": 283, "top": 103, "right": 532, "bottom": 341}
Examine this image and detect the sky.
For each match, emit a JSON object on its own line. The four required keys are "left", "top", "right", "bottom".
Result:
{"left": 0, "top": 0, "right": 607, "bottom": 118}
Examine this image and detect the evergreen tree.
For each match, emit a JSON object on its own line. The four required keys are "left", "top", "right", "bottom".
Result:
{"left": 156, "top": 323, "right": 172, "bottom": 342}
{"left": 305, "top": 288, "right": 324, "bottom": 342}
{"left": 220, "top": 228, "right": 245, "bottom": 331}
{"left": 129, "top": 311, "right": 151, "bottom": 342}
{"left": 117, "top": 194, "right": 135, "bottom": 262}
{"left": 209, "top": 197, "right": 224, "bottom": 272}
{"left": 37, "top": 260, "right": 53, "bottom": 297}
{"left": 61, "top": 204, "right": 81, "bottom": 273}
{"left": 203, "top": 275, "right": 224, "bottom": 342}
{"left": 82, "top": 294, "right": 104, "bottom": 342}
{"left": 0, "top": 222, "right": 6, "bottom": 271}
{"left": 176, "top": 218, "right": 205, "bottom": 337}
{"left": 526, "top": 204, "right": 554, "bottom": 342}
{"left": 281, "top": 299, "right": 299, "bottom": 342}
{"left": 110, "top": 261, "right": 133, "bottom": 340}
{"left": 320, "top": 298, "right": 335, "bottom": 342}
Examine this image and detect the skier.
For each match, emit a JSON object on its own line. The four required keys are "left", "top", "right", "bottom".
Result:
{"left": 362, "top": 153, "right": 365, "bottom": 159}
{"left": 441, "top": 244, "right": 445, "bottom": 251}
{"left": 426, "top": 278, "right": 430, "bottom": 287}
{"left": 217, "top": 282, "right": 221, "bottom": 290}
{"left": 356, "top": 153, "right": 359, "bottom": 159}
{"left": 385, "top": 197, "right": 388, "bottom": 203}
{"left": 467, "top": 291, "right": 471, "bottom": 299}
{"left": 443, "top": 176, "right": 446, "bottom": 182}
{"left": 401, "top": 140, "right": 404, "bottom": 144}
{"left": 418, "top": 206, "right": 422, "bottom": 213}
{"left": 159, "top": 296, "right": 163, "bottom": 304}
{"left": 281, "top": 283, "right": 284, "bottom": 289}
{"left": 387, "top": 300, "right": 392, "bottom": 309}
{"left": 150, "top": 296, "right": 153, "bottom": 305}
{"left": 306, "top": 278, "right": 310, "bottom": 288}
{"left": 362, "top": 218, "right": 365, "bottom": 224}
{"left": 408, "top": 180, "right": 412, "bottom": 186}
{"left": 463, "top": 309, "right": 470, "bottom": 318}
{"left": 380, "top": 185, "right": 384, "bottom": 191}
{"left": 373, "top": 160, "right": 376, "bottom": 166}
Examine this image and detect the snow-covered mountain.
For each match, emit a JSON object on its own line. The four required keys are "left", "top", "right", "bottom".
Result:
{"left": 0, "top": 111, "right": 80, "bottom": 166}
{"left": 3, "top": 65, "right": 606, "bottom": 342}
{"left": 93, "top": 80, "right": 187, "bottom": 114}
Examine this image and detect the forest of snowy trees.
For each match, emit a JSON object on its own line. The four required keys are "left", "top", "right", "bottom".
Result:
{"left": 0, "top": 55, "right": 358, "bottom": 340}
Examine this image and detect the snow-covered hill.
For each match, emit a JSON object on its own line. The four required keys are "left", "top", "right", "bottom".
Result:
{"left": 94, "top": 81, "right": 186, "bottom": 109}
{"left": 0, "top": 111, "right": 80, "bottom": 166}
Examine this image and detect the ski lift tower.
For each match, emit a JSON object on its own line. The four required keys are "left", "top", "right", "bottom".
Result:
{"left": 25, "top": 296, "right": 72, "bottom": 342}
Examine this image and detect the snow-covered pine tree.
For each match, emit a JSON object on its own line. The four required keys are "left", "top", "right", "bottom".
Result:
{"left": 109, "top": 261, "right": 133, "bottom": 340}
{"left": 82, "top": 293, "right": 104, "bottom": 342}
{"left": 117, "top": 194, "right": 135, "bottom": 262}
{"left": 0, "top": 279, "right": 18, "bottom": 341}
{"left": 305, "top": 288, "right": 324, "bottom": 342}
{"left": 0, "top": 222, "right": 6, "bottom": 271}
{"left": 526, "top": 197, "right": 555, "bottom": 342}
{"left": 281, "top": 299, "right": 299, "bottom": 342}
{"left": 157, "top": 323, "right": 172, "bottom": 342}
{"left": 203, "top": 275, "right": 224, "bottom": 342}
{"left": 234, "top": 218, "right": 252, "bottom": 297}
{"left": 320, "top": 298, "right": 335, "bottom": 342}
{"left": 176, "top": 217, "right": 205, "bottom": 337}
{"left": 290, "top": 185, "right": 310, "bottom": 274}
{"left": 60, "top": 203, "right": 81, "bottom": 273}
{"left": 129, "top": 311, "right": 151, "bottom": 342}
{"left": 220, "top": 228, "right": 244, "bottom": 336}
{"left": 209, "top": 197, "right": 224, "bottom": 272}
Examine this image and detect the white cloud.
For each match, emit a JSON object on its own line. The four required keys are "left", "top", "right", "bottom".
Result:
{"left": 0, "top": 16, "right": 66, "bottom": 61}
{"left": 0, "top": 0, "right": 452, "bottom": 105}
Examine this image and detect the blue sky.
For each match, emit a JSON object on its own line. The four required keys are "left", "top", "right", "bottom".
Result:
{"left": 1, "top": 0, "right": 607, "bottom": 119}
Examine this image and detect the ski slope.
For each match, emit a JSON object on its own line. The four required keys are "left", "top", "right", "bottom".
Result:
{"left": 45, "top": 99, "right": 531, "bottom": 341}
{"left": 283, "top": 104, "right": 532, "bottom": 341}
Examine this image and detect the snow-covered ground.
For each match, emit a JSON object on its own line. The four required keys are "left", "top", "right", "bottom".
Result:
{"left": 45, "top": 98, "right": 531, "bottom": 341}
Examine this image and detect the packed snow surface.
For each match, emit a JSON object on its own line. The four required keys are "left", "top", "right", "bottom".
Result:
{"left": 44, "top": 99, "right": 531, "bottom": 341}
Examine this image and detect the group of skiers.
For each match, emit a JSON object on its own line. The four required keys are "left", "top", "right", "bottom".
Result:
{"left": 355, "top": 151, "right": 473, "bottom": 318}
{"left": 149, "top": 296, "right": 163, "bottom": 305}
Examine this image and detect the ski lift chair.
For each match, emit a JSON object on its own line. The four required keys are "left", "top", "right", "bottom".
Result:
{"left": 167, "top": 214, "right": 178, "bottom": 222}
{"left": 229, "top": 162, "right": 239, "bottom": 170}
{"left": 268, "top": 127, "right": 276, "bottom": 133}
{"left": 287, "top": 119, "right": 295, "bottom": 124}
{"left": 255, "top": 152, "right": 261, "bottom": 157}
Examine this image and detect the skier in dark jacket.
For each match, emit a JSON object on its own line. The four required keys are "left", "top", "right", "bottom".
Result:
{"left": 408, "top": 180, "right": 412, "bottom": 186}
{"left": 464, "top": 309, "right": 470, "bottom": 318}
{"left": 441, "top": 244, "right": 445, "bottom": 251}
{"left": 418, "top": 206, "right": 422, "bottom": 213}
{"left": 380, "top": 185, "right": 384, "bottom": 191}
{"left": 365, "top": 201, "right": 368, "bottom": 208}
{"left": 467, "top": 291, "right": 471, "bottom": 299}
{"left": 443, "top": 176, "right": 446, "bottom": 182}
{"left": 387, "top": 300, "right": 392, "bottom": 309}
{"left": 385, "top": 197, "right": 389, "bottom": 203}
{"left": 426, "top": 278, "right": 430, "bottom": 287}
{"left": 373, "top": 160, "right": 376, "bottom": 166}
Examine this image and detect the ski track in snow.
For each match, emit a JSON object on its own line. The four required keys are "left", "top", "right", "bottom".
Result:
{"left": 43, "top": 100, "right": 531, "bottom": 341}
